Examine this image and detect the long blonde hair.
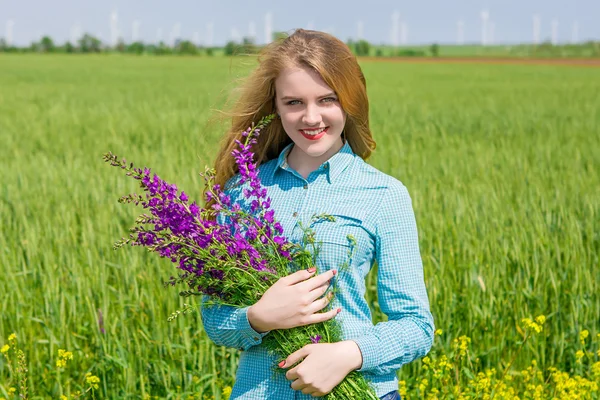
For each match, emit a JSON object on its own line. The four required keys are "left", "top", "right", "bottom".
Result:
{"left": 210, "top": 29, "right": 376, "bottom": 200}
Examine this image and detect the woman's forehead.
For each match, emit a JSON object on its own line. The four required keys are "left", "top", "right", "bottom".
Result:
{"left": 275, "top": 66, "right": 333, "bottom": 96}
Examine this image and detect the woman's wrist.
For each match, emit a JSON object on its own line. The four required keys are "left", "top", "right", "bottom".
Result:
{"left": 247, "top": 305, "right": 270, "bottom": 333}
{"left": 344, "top": 340, "right": 364, "bottom": 371}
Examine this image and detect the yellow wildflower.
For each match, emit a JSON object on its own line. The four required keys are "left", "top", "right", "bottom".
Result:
{"left": 85, "top": 372, "right": 101, "bottom": 390}
{"left": 419, "top": 378, "right": 429, "bottom": 393}
{"left": 575, "top": 350, "right": 585, "bottom": 363}
{"left": 60, "top": 395, "right": 68, "bottom": 400}
{"left": 399, "top": 380, "right": 407, "bottom": 397}
{"left": 7, "top": 388, "right": 16, "bottom": 396}
{"left": 452, "top": 335, "right": 471, "bottom": 357}
{"left": 221, "top": 386, "right": 232, "bottom": 399}
{"left": 521, "top": 317, "right": 543, "bottom": 334}
{"left": 8, "top": 333, "right": 16, "bottom": 343}
{"left": 58, "top": 349, "right": 73, "bottom": 360}
{"left": 56, "top": 349, "right": 73, "bottom": 368}
{"left": 0, "top": 344, "right": 9, "bottom": 354}
{"left": 435, "top": 329, "right": 443, "bottom": 336}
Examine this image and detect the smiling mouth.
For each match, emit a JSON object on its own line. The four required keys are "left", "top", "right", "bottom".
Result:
{"left": 299, "top": 127, "right": 329, "bottom": 140}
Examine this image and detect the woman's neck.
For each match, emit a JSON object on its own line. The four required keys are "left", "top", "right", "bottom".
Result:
{"left": 286, "top": 138, "right": 344, "bottom": 179}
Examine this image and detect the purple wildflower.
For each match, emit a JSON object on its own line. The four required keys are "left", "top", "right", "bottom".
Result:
{"left": 310, "top": 335, "right": 322, "bottom": 344}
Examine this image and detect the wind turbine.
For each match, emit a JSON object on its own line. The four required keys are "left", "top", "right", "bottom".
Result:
{"left": 357, "top": 20, "right": 364, "bottom": 40}
{"left": 264, "top": 12, "right": 272, "bottom": 44}
{"left": 480, "top": 10, "right": 489, "bottom": 45}
{"left": 5, "top": 20, "right": 14, "bottom": 46}
{"left": 551, "top": 19, "right": 558, "bottom": 45}
{"left": 391, "top": 10, "right": 400, "bottom": 46}
{"left": 457, "top": 19, "right": 464, "bottom": 45}
{"left": 400, "top": 22, "right": 408, "bottom": 45}
{"left": 571, "top": 21, "right": 579, "bottom": 43}
{"left": 71, "top": 22, "right": 81, "bottom": 44}
{"left": 110, "top": 10, "right": 119, "bottom": 46}
{"left": 533, "top": 14, "right": 541, "bottom": 44}
{"left": 170, "top": 22, "right": 181, "bottom": 47}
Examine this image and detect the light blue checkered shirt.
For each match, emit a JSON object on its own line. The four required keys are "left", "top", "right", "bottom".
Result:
{"left": 201, "top": 140, "right": 434, "bottom": 399}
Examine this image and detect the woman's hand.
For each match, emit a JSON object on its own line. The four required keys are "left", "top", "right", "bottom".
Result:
{"left": 281, "top": 340, "right": 363, "bottom": 397}
{"left": 247, "top": 268, "right": 339, "bottom": 333}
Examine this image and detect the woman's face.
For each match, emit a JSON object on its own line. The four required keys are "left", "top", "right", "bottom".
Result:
{"left": 274, "top": 65, "right": 346, "bottom": 163}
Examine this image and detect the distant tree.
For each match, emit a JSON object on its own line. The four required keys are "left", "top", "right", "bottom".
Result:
{"left": 116, "top": 38, "right": 126, "bottom": 53}
{"left": 0, "top": 38, "right": 6, "bottom": 52}
{"left": 206, "top": 47, "right": 214, "bottom": 56}
{"left": 242, "top": 36, "right": 257, "bottom": 54}
{"left": 224, "top": 40, "right": 239, "bottom": 56}
{"left": 128, "top": 41, "right": 145, "bottom": 54}
{"left": 29, "top": 41, "right": 41, "bottom": 52}
{"left": 375, "top": 48, "right": 383, "bottom": 57}
{"left": 154, "top": 41, "right": 171, "bottom": 55}
{"left": 40, "top": 36, "right": 55, "bottom": 52}
{"left": 430, "top": 43, "right": 440, "bottom": 57}
{"left": 396, "top": 48, "right": 426, "bottom": 57}
{"left": 355, "top": 39, "right": 371, "bottom": 56}
{"left": 64, "top": 41, "right": 75, "bottom": 53}
{"left": 346, "top": 39, "right": 356, "bottom": 54}
{"left": 78, "top": 33, "right": 102, "bottom": 53}
{"left": 177, "top": 40, "right": 198, "bottom": 55}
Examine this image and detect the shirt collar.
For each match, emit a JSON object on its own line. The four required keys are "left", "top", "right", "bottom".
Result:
{"left": 272, "top": 140, "right": 355, "bottom": 184}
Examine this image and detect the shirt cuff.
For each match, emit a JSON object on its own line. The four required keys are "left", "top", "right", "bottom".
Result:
{"left": 237, "top": 306, "right": 271, "bottom": 351}
{"left": 352, "top": 334, "right": 383, "bottom": 372}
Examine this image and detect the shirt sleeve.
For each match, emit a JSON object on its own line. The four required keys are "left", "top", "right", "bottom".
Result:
{"left": 351, "top": 182, "right": 435, "bottom": 375}
{"left": 200, "top": 297, "right": 271, "bottom": 351}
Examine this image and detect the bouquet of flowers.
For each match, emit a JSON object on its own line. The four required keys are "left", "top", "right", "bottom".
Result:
{"left": 103, "top": 114, "right": 378, "bottom": 399}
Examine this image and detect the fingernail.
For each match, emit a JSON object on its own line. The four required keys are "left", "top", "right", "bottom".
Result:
{"left": 278, "top": 360, "right": 286, "bottom": 368}
{"left": 332, "top": 270, "right": 337, "bottom": 276}
{"left": 337, "top": 308, "right": 341, "bottom": 314}
{"left": 308, "top": 267, "right": 316, "bottom": 273}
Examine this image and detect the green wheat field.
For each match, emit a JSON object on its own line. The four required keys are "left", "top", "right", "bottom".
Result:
{"left": 1, "top": 55, "right": 599, "bottom": 399}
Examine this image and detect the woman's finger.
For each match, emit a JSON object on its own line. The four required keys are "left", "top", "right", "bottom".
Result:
{"left": 282, "top": 268, "right": 316, "bottom": 285}
{"left": 301, "top": 269, "right": 336, "bottom": 291}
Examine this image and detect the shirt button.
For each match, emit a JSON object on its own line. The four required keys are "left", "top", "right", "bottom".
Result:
{"left": 253, "top": 336, "right": 260, "bottom": 341}
{"left": 303, "top": 184, "right": 308, "bottom": 189}
{"left": 324, "top": 164, "right": 329, "bottom": 169}
{"left": 293, "top": 212, "right": 298, "bottom": 217}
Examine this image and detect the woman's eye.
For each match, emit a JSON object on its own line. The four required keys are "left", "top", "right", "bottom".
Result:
{"left": 285, "top": 97, "right": 336, "bottom": 106}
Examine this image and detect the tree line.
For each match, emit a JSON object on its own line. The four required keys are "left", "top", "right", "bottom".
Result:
{"left": 1, "top": 32, "right": 599, "bottom": 58}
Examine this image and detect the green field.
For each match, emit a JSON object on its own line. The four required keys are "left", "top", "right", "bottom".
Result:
{"left": 1, "top": 55, "right": 599, "bottom": 398}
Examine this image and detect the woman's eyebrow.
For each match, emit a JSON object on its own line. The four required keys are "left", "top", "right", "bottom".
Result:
{"left": 280, "top": 92, "right": 336, "bottom": 100}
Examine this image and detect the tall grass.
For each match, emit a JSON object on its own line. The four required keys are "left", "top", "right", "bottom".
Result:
{"left": 0, "top": 54, "right": 598, "bottom": 397}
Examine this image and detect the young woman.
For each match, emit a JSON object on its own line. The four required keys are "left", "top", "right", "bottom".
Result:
{"left": 201, "top": 29, "right": 434, "bottom": 399}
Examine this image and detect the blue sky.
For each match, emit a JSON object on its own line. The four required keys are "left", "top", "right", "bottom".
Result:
{"left": 2, "top": 0, "right": 599, "bottom": 46}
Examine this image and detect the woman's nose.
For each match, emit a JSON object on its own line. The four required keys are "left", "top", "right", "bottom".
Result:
{"left": 302, "top": 104, "right": 322, "bottom": 125}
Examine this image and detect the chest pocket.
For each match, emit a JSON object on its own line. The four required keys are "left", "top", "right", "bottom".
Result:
{"left": 306, "top": 205, "right": 368, "bottom": 273}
